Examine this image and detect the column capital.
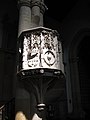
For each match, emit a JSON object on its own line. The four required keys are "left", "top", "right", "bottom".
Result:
{"left": 31, "top": 0, "right": 48, "bottom": 14}
{"left": 18, "top": 0, "right": 31, "bottom": 8}
{"left": 40, "top": 2, "right": 48, "bottom": 14}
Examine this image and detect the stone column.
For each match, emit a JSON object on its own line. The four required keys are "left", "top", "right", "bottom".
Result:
{"left": 18, "top": 0, "right": 32, "bottom": 37}
{"left": 39, "top": 0, "right": 47, "bottom": 26}
{"left": 31, "top": 0, "right": 47, "bottom": 27}
{"left": 31, "top": 0, "right": 41, "bottom": 27}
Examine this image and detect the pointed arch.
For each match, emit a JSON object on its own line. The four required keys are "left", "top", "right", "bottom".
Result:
{"left": 69, "top": 28, "right": 90, "bottom": 118}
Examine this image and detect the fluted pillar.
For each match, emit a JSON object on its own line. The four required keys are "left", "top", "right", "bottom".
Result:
{"left": 18, "top": 0, "right": 32, "bottom": 37}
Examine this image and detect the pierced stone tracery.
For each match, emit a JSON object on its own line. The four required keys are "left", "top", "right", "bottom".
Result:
{"left": 18, "top": 28, "right": 62, "bottom": 70}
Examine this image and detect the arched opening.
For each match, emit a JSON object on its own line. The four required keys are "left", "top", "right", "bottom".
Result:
{"left": 69, "top": 29, "right": 90, "bottom": 119}
{"left": 77, "top": 36, "right": 90, "bottom": 119}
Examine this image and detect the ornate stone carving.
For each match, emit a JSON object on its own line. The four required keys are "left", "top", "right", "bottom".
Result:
{"left": 18, "top": 27, "right": 61, "bottom": 70}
